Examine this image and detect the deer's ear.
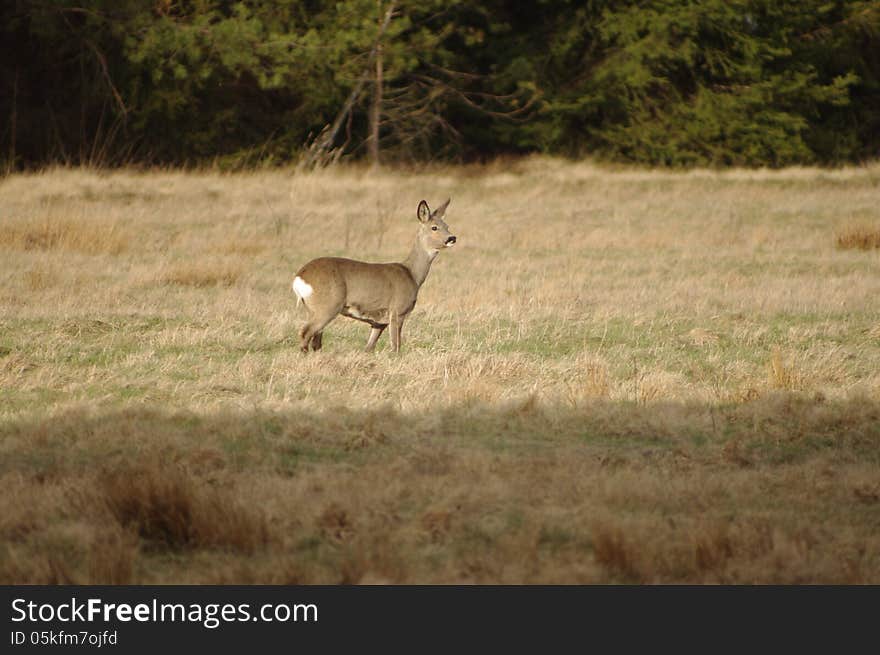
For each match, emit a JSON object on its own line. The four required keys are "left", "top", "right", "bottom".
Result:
{"left": 417, "top": 200, "right": 431, "bottom": 223}
{"left": 432, "top": 198, "right": 451, "bottom": 219}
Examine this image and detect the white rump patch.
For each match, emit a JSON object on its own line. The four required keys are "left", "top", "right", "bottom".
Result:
{"left": 292, "top": 276, "right": 313, "bottom": 300}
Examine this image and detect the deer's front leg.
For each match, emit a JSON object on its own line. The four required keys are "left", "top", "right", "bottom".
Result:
{"left": 389, "top": 315, "right": 406, "bottom": 353}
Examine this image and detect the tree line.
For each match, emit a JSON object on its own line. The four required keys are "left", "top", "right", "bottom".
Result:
{"left": 2, "top": 0, "right": 878, "bottom": 169}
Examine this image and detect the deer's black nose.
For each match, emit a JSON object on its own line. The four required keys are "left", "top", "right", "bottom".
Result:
{"left": 446, "top": 236, "right": 457, "bottom": 245}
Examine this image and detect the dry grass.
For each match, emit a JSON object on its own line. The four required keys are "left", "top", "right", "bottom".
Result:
{"left": 102, "top": 463, "right": 269, "bottom": 553}
{"left": 161, "top": 260, "right": 243, "bottom": 287}
{"left": 1, "top": 158, "right": 880, "bottom": 583}
{"left": 836, "top": 220, "right": 880, "bottom": 250}
{"left": 1, "top": 213, "right": 128, "bottom": 255}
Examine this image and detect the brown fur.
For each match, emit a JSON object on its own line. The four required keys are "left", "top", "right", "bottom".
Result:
{"left": 293, "top": 199, "right": 456, "bottom": 352}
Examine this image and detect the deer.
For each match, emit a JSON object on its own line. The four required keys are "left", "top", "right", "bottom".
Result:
{"left": 291, "top": 198, "right": 456, "bottom": 353}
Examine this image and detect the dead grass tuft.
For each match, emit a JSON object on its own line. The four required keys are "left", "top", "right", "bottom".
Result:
{"left": 88, "top": 526, "right": 139, "bottom": 584}
{"left": 161, "top": 261, "right": 243, "bottom": 287}
{"left": 692, "top": 523, "right": 735, "bottom": 572}
{"left": 768, "top": 348, "right": 800, "bottom": 390}
{"left": 101, "top": 465, "right": 268, "bottom": 553}
{"left": 853, "top": 483, "right": 880, "bottom": 504}
{"left": 571, "top": 355, "right": 611, "bottom": 399}
{"left": 316, "top": 503, "right": 356, "bottom": 543}
{"left": 687, "top": 328, "right": 720, "bottom": 346}
{"left": 421, "top": 508, "right": 454, "bottom": 542}
{"left": 23, "top": 265, "right": 60, "bottom": 291}
{"left": 217, "top": 237, "right": 267, "bottom": 256}
{"left": 592, "top": 523, "right": 642, "bottom": 581}
{"left": 0, "top": 216, "right": 128, "bottom": 254}
{"left": 836, "top": 224, "right": 880, "bottom": 250}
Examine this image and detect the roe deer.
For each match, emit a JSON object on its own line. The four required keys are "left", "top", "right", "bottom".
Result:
{"left": 292, "top": 198, "right": 456, "bottom": 353}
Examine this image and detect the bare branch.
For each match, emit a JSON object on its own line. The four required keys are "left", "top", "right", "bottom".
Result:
{"left": 83, "top": 38, "right": 128, "bottom": 117}
{"left": 300, "top": 2, "right": 397, "bottom": 168}
{"left": 409, "top": 73, "right": 539, "bottom": 121}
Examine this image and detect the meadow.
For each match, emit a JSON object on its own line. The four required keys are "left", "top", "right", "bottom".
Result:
{"left": 1, "top": 158, "right": 879, "bottom": 583}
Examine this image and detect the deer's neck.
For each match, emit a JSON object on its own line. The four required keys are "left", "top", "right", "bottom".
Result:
{"left": 402, "top": 239, "right": 438, "bottom": 288}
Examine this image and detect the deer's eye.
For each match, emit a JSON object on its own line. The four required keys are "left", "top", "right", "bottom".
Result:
{"left": 431, "top": 225, "right": 438, "bottom": 231}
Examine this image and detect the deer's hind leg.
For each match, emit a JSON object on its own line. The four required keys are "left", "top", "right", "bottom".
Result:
{"left": 299, "top": 305, "right": 340, "bottom": 353}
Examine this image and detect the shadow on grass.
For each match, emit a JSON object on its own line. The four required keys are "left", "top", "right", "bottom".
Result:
{"left": 1, "top": 394, "right": 879, "bottom": 584}
{"left": 3, "top": 393, "right": 878, "bottom": 474}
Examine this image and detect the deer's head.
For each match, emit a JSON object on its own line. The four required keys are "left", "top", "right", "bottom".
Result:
{"left": 416, "top": 199, "right": 456, "bottom": 254}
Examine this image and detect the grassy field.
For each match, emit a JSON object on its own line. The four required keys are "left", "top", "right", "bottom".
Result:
{"left": 1, "top": 158, "right": 879, "bottom": 583}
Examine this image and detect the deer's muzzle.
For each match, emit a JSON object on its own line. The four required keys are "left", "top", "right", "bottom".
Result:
{"left": 445, "top": 236, "right": 457, "bottom": 246}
